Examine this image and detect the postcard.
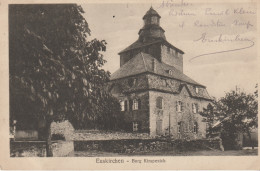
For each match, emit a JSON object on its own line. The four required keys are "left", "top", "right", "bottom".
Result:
{"left": 0, "top": 0, "right": 259, "bottom": 169}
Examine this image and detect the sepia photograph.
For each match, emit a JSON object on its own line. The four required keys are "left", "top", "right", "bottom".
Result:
{"left": 0, "top": 0, "right": 258, "bottom": 169}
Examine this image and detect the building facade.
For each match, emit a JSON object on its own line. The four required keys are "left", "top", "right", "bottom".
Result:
{"left": 108, "top": 7, "right": 212, "bottom": 139}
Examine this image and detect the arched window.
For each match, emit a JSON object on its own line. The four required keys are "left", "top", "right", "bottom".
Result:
{"left": 156, "top": 97, "right": 163, "bottom": 109}
{"left": 193, "top": 122, "right": 198, "bottom": 134}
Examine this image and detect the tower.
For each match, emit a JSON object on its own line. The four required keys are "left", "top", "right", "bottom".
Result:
{"left": 138, "top": 7, "right": 166, "bottom": 42}
{"left": 119, "top": 7, "right": 184, "bottom": 72}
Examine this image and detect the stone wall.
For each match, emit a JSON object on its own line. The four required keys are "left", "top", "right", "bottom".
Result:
{"left": 109, "top": 75, "right": 150, "bottom": 132}
{"left": 149, "top": 88, "right": 210, "bottom": 138}
{"left": 119, "top": 43, "right": 184, "bottom": 71}
{"left": 161, "top": 45, "right": 183, "bottom": 72}
{"left": 15, "top": 130, "right": 38, "bottom": 140}
{"left": 109, "top": 73, "right": 211, "bottom": 136}
{"left": 119, "top": 43, "right": 161, "bottom": 67}
{"left": 10, "top": 140, "right": 74, "bottom": 157}
{"left": 120, "top": 91, "right": 150, "bottom": 132}
{"left": 74, "top": 138, "right": 224, "bottom": 154}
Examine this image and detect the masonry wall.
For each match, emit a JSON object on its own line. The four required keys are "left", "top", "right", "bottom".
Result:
{"left": 109, "top": 75, "right": 150, "bottom": 133}
{"left": 161, "top": 45, "right": 183, "bottom": 72}
{"left": 118, "top": 91, "right": 150, "bottom": 133}
{"left": 120, "top": 43, "right": 161, "bottom": 66}
{"left": 139, "top": 28, "right": 166, "bottom": 42}
{"left": 149, "top": 89, "right": 210, "bottom": 139}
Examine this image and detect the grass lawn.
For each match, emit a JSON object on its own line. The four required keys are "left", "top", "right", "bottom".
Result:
{"left": 71, "top": 149, "right": 258, "bottom": 157}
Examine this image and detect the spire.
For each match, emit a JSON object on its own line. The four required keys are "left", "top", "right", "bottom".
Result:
{"left": 143, "top": 6, "right": 161, "bottom": 19}
{"left": 139, "top": 7, "right": 165, "bottom": 42}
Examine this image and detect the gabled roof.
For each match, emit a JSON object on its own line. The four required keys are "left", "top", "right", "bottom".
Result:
{"left": 111, "top": 52, "right": 203, "bottom": 87}
{"left": 118, "top": 38, "right": 184, "bottom": 54}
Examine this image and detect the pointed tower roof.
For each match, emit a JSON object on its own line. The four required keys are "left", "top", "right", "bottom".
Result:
{"left": 143, "top": 6, "right": 161, "bottom": 19}
{"left": 118, "top": 7, "right": 184, "bottom": 54}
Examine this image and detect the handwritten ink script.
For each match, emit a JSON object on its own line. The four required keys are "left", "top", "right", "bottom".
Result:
{"left": 157, "top": 0, "right": 256, "bottom": 62}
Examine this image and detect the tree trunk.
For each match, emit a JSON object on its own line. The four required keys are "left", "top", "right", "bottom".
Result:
{"left": 246, "top": 129, "right": 254, "bottom": 150}
{"left": 46, "top": 117, "right": 53, "bottom": 157}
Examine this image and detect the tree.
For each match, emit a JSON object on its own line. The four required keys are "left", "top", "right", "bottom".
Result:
{"left": 9, "top": 4, "right": 120, "bottom": 157}
{"left": 201, "top": 87, "right": 258, "bottom": 149}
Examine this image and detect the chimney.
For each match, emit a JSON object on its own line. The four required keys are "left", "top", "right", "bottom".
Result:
{"left": 152, "top": 58, "right": 156, "bottom": 72}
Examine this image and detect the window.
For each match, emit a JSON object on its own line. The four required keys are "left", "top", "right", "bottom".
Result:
{"left": 168, "top": 70, "right": 173, "bottom": 75}
{"left": 120, "top": 101, "right": 125, "bottom": 111}
{"left": 176, "top": 101, "right": 183, "bottom": 112}
{"left": 133, "top": 99, "right": 138, "bottom": 110}
{"left": 133, "top": 122, "right": 138, "bottom": 131}
{"left": 192, "top": 103, "right": 199, "bottom": 113}
{"left": 193, "top": 122, "right": 198, "bottom": 134}
{"left": 151, "top": 16, "right": 158, "bottom": 24}
{"left": 156, "top": 97, "right": 163, "bottom": 109}
{"left": 132, "top": 99, "right": 141, "bottom": 110}
{"left": 195, "top": 86, "right": 199, "bottom": 94}
{"left": 177, "top": 122, "right": 183, "bottom": 133}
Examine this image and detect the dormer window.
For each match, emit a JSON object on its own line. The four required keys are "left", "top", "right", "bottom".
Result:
{"left": 195, "top": 86, "right": 199, "bottom": 94}
{"left": 168, "top": 70, "right": 173, "bottom": 75}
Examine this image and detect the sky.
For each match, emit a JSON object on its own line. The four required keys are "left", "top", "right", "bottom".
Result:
{"left": 80, "top": 1, "right": 257, "bottom": 99}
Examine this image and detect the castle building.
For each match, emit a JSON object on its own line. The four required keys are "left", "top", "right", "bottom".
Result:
{"left": 108, "top": 7, "right": 212, "bottom": 139}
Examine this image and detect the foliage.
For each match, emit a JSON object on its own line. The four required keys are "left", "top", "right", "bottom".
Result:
{"left": 201, "top": 86, "right": 258, "bottom": 149}
{"left": 9, "top": 4, "right": 121, "bottom": 133}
